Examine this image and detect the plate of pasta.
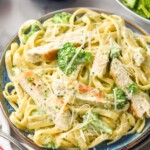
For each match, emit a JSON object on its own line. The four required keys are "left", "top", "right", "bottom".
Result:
{"left": 0, "top": 8, "right": 150, "bottom": 150}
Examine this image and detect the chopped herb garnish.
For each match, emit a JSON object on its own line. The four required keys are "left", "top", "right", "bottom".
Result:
{"left": 27, "top": 77, "right": 34, "bottom": 82}
{"left": 55, "top": 106, "right": 60, "bottom": 110}
{"left": 44, "top": 90, "right": 48, "bottom": 97}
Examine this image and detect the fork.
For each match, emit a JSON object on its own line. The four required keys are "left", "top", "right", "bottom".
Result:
{"left": 0, "top": 124, "right": 28, "bottom": 150}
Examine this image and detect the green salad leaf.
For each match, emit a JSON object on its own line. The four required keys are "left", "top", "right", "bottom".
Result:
{"left": 137, "top": 0, "right": 150, "bottom": 18}
{"left": 121, "top": 0, "right": 138, "bottom": 8}
{"left": 121, "top": 0, "right": 150, "bottom": 19}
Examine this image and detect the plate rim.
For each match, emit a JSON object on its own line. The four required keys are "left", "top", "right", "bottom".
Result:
{"left": 115, "top": 0, "right": 150, "bottom": 24}
{"left": 0, "top": 7, "right": 150, "bottom": 150}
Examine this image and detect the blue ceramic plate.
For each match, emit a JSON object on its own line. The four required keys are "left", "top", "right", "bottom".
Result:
{"left": 116, "top": 0, "right": 150, "bottom": 24}
{"left": 0, "top": 8, "right": 150, "bottom": 150}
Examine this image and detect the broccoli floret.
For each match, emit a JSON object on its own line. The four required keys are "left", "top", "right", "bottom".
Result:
{"left": 57, "top": 43, "right": 92, "bottom": 76}
{"left": 30, "top": 24, "right": 40, "bottom": 32}
{"left": 53, "top": 12, "right": 71, "bottom": 23}
{"left": 43, "top": 141, "right": 56, "bottom": 149}
{"left": 82, "top": 111, "right": 112, "bottom": 134}
{"left": 121, "top": 0, "right": 138, "bottom": 8}
{"left": 114, "top": 88, "right": 128, "bottom": 109}
{"left": 126, "top": 83, "right": 139, "bottom": 93}
{"left": 23, "top": 24, "right": 40, "bottom": 43}
{"left": 116, "top": 88, "right": 126, "bottom": 100}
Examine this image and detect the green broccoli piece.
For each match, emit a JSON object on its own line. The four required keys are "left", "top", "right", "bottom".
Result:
{"left": 53, "top": 12, "right": 71, "bottom": 23}
{"left": 121, "top": 0, "right": 138, "bottom": 8}
{"left": 27, "top": 77, "right": 34, "bottom": 82}
{"left": 23, "top": 24, "right": 40, "bottom": 43}
{"left": 115, "top": 88, "right": 126, "bottom": 100}
{"left": 126, "top": 83, "right": 139, "bottom": 93}
{"left": 57, "top": 43, "right": 92, "bottom": 76}
{"left": 30, "top": 24, "right": 40, "bottom": 32}
{"left": 110, "top": 46, "right": 121, "bottom": 59}
{"left": 43, "top": 141, "right": 56, "bottom": 149}
{"left": 114, "top": 88, "right": 128, "bottom": 109}
{"left": 82, "top": 111, "right": 112, "bottom": 134}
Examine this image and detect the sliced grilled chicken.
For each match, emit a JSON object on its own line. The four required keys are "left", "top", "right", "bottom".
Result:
{"left": 110, "top": 59, "right": 150, "bottom": 118}
{"left": 110, "top": 59, "right": 133, "bottom": 94}
{"left": 51, "top": 75, "right": 111, "bottom": 106}
{"left": 25, "top": 42, "right": 59, "bottom": 63}
{"left": 130, "top": 92, "right": 150, "bottom": 118}
{"left": 76, "top": 84, "right": 104, "bottom": 102}
{"left": 25, "top": 32, "right": 86, "bottom": 63}
{"left": 91, "top": 48, "right": 110, "bottom": 78}
{"left": 19, "top": 71, "right": 71, "bottom": 131}
{"left": 142, "top": 55, "right": 150, "bottom": 79}
{"left": 75, "top": 83, "right": 113, "bottom": 108}
{"left": 133, "top": 48, "right": 145, "bottom": 67}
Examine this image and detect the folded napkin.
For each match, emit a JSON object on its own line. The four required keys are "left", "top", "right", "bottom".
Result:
{"left": 0, "top": 108, "right": 34, "bottom": 150}
{"left": 0, "top": 108, "right": 12, "bottom": 150}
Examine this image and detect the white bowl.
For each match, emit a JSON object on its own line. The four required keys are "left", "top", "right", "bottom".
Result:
{"left": 116, "top": 0, "right": 150, "bottom": 24}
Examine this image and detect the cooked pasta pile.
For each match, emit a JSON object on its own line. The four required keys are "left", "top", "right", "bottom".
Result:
{"left": 3, "top": 8, "right": 150, "bottom": 149}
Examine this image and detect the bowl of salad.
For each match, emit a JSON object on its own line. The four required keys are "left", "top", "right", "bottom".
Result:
{"left": 116, "top": 0, "right": 150, "bottom": 23}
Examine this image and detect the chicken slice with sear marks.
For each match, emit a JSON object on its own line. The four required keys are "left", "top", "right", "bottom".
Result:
{"left": 19, "top": 71, "right": 71, "bottom": 131}
{"left": 25, "top": 32, "right": 87, "bottom": 63}
{"left": 110, "top": 59, "right": 150, "bottom": 118}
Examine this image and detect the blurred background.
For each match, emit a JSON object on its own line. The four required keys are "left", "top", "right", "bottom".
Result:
{"left": 0, "top": 0, "right": 150, "bottom": 52}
